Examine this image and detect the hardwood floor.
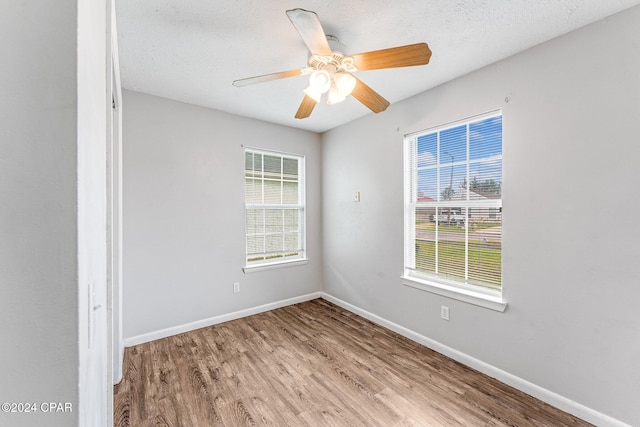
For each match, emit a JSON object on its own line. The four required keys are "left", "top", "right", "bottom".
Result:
{"left": 114, "top": 299, "right": 592, "bottom": 426}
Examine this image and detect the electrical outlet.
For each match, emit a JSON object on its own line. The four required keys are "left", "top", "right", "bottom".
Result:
{"left": 233, "top": 282, "right": 240, "bottom": 293}
{"left": 354, "top": 191, "right": 360, "bottom": 202}
{"left": 441, "top": 305, "right": 450, "bottom": 321}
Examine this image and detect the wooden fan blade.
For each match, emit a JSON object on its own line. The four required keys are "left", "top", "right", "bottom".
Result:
{"left": 286, "top": 8, "right": 332, "bottom": 56}
{"left": 350, "top": 77, "right": 390, "bottom": 113}
{"left": 351, "top": 43, "right": 432, "bottom": 71}
{"left": 295, "top": 95, "right": 317, "bottom": 119}
{"left": 233, "top": 69, "right": 305, "bottom": 87}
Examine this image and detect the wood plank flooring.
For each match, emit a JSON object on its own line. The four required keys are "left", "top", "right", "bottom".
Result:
{"left": 114, "top": 299, "right": 592, "bottom": 426}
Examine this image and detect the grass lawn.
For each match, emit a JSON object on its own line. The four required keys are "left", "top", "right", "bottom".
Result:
{"left": 416, "top": 240, "right": 501, "bottom": 287}
{"left": 416, "top": 221, "right": 500, "bottom": 233}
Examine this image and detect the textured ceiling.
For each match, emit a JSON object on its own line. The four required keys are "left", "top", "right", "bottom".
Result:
{"left": 116, "top": 0, "right": 640, "bottom": 133}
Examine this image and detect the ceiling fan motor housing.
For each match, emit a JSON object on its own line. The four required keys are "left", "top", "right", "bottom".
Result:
{"left": 326, "top": 35, "right": 345, "bottom": 53}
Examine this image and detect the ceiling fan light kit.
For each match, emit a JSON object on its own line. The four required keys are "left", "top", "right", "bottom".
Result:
{"left": 303, "top": 52, "right": 358, "bottom": 103}
{"left": 232, "top": 8, "right": 432, "bottom": 119}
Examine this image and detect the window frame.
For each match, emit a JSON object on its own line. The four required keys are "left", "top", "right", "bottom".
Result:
{"left": 401, "top": 111, "right": 507, "bottom": 312}
{"left": 242, "top": 147, "right": 307, "bottom": 273}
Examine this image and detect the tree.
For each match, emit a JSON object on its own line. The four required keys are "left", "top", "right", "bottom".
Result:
{"left": 441, "top": 186, "right": 455, "bottom": 200}
{"left": 460, "top": 177, "right": 501, "bottom": 195}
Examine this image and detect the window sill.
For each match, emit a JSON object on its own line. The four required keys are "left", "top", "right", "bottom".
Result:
{"left": 401, "top": 274, "right": 507, "bottom": 312}
{"left": 243, "top": 258, "right": 309, "bottom": 274}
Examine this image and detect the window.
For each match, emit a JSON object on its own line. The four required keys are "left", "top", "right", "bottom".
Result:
{"left": 403, "top": 111, "right": 505, "bottom": 310}
{"left": 244, "top": 148, "right": 306, "bottom": 270}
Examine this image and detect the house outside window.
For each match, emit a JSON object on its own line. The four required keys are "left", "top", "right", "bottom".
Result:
{"left": 244, "top": 148, "right": 306, "bottom": 270}
{"left": 403, "top": 111, "right": 505, "bottom": 310}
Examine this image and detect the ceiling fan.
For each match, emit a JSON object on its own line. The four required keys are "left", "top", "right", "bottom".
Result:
{"left": 232, "top": 8, "right": 432, "bottom": 119}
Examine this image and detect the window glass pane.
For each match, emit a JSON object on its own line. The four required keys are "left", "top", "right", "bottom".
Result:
{"left": 468, "top": 162, "right": 502, "bottom": 197}
{"left": 440, "top": 124, "right": 467, "bottom": 164}
{"left": 283, "top": 181, "right": 298, "bottom": 204}
{"left": 245, "top": 152, "right": 263, "bottom": 173}
{"left": 417, "top": 133, "right": 437, "bottom": 168}
{"left": 284, "top": 233, "right": 299, "bottom": 252}
{"left": 417, "top": 169, "right": 437, "bottom": 202}
{"left": 435, "top": 206, "right": 467, "bottom": 281}
{"left": 470, "top": 116, "right": 502, "bottom": 161}
{"left": 437, "top": 242, "right": 466, "bottom": 281}
{"left": 415, "top": 221, "right": 436, "bottom": 273}
{"left": 283, "top": 158, "right": 298, "bottom": 179}
{"left": 245, "top": 152, "right": 254, "bottom": 176}
{"left": 263, "top": 155, "right": 281, "bottom": 179}
{"left": 265, "top": 234, "right": 283, "bottom": 253}
{"left": 468, "top": 215, "right": 502, "bottom": 287}
{"left": 245, "top": 208, "right": 265, "bottom": 235}
{"left": 263, "top": 179, "right": 282, "bottom": 204}
{"left": 246, "top": 235, "right": 264, "bottom": 257}
{"left": 265, "top": 209, "right": 283, "bottom": 233}
{"left": 439, "top": 164, "right": 466, "bottom": 201}
{"left": 245, "top": 178, "right": 260, "bottom": 204}
{"left": 283, "top": 209, "right": 298, "bottom": 232}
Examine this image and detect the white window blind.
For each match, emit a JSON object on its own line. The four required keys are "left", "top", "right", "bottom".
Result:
{"left": 245, "top": 148, "right": 305, "bottom": 266}
{"left": 404, "top": 112, "right": 503, "bottom": 291}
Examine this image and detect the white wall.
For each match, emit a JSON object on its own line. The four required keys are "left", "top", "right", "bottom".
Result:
{"left": 123, "top": 91, "right": 323, "bottom": 341}
{"left": 0, "top": 1, "right": 111, "bottom": 426}
{"left": 322, "top": 6, "right": 640, "bottom": 427}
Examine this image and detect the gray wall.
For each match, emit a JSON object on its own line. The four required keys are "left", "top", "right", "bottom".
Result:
{"left": 322, "top": 6, "right": 640, "bottom": 426}
{"left": 0, "top": 3, "right": 78, "bottom": 425}
{"left": 0, "top": 1, "right": 111, "bottom": 426}
{"left": 123, "top": 91, "right": 323, "bottom": 340}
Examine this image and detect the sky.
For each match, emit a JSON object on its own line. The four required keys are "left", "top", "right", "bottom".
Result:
{"left": 416, "top": 114, "right": 502, "bottom": 201}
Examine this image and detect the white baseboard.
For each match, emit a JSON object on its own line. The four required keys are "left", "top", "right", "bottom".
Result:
{"left": 320, "top": 292, "right": 630, "bottom": 427}
{"left": 124, "top": 292, "right": 322, "bottom": 347}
